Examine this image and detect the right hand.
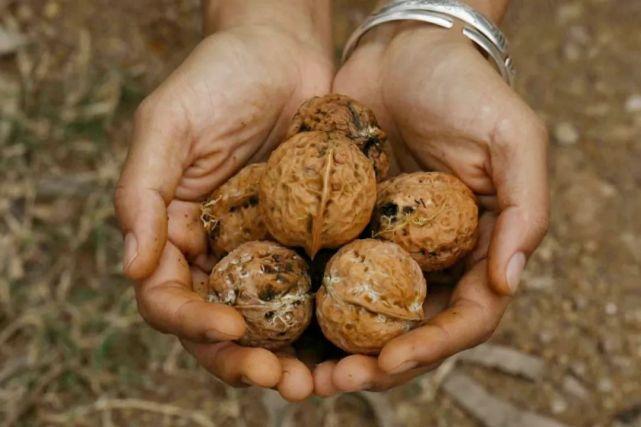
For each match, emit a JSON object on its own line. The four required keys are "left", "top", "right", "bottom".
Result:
{"left": 114, "top": 18, "right": 333, "bottom": 401}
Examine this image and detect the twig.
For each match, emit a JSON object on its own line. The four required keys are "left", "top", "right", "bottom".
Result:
{"left": 3, "top": 363, "right": 67, "bottom": 427}
{"left": 42, "top": 398, "right": 217, "bottom": 427}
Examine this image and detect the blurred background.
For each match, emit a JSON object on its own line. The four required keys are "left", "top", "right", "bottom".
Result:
{"left": 1, "top": 0, "right": 640, "bottom": 426}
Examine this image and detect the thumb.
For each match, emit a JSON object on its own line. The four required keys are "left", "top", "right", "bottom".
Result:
{"left": 114, "top": 100, "right": 186, "bottom": 280}
{"left": 487, "top": 114, "right": 550, "bottom": 295}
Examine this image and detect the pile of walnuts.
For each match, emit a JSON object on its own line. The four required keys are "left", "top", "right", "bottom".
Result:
{"left": 199, "top": 94, "right": 479, "bottom": 354}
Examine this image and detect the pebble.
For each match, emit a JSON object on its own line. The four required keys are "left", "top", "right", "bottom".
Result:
{"left": 598, "top": 378, "right": 614, "bottom": 393}
{"left": 624, "top": 94, "right": 641, "bottom": 113}
{"left": 550, "top": 396, "right": 568, "bottom": 414}
{"left": 556, "top": 3, "right": 583, "bottom": 24}
{"left": 525, "top": 275, "right": 554, "bottom": 291}
{"left": 562, "top": 375, "right": 590, "bottom": 400}
{"left": 605, "top": 303, "right": 618, "bottom": 316}
{"left": 539, "top": 331, "right": 554, "bottom": 344}
{"left": 554, "top": 122, "right": 580, "bottom": 145}
{"left": 44, "top": 1, "right": 61, "bottom": 19}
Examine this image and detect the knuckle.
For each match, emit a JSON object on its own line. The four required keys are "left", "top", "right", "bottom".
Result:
{"left": 492, "top": 113, "right": 549, "bottom": 150}
{"left": 133, "top": 94, "right": 159, "bottom": 123}
{"left": 135, "top": 289, "right": 168, "bottom": 334}
{"left": 523, "top": 208, "right": 550, "bottom": 243}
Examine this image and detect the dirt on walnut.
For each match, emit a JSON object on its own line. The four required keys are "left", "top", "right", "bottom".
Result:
{"left": 316, "top": 239, "right": 426, "bottom": 355}
{"left": 371, "top": 172, "right": 479, "bottom": 272}
{"left": 260, "top": 131, "right": 377, "bottom": 257}
{"left": 201, "top": 162, "right": 268, "bottom": 258}
{"left": 286, "top": 94, "right": 391, "bottom": 181}
{"left": 208, "top": 241, "right": 313, "bottom": 350}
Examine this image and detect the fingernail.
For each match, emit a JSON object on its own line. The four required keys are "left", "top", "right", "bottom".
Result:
{"left": 506, "top": 252, "right": 526, "bottom": 294}
{"left": 240, "top": 376, "right": 253, "bottom": 386}
{"left": 205, "top": 329, "right": 238, "bottom": 342}
{"left": 390, "top": 360, "right": 417, "bottom": 374}
{"left": 123, "top": 233, "right": 138, "bottom": 272}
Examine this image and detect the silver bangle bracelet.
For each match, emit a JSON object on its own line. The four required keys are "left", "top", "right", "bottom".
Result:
{"left": 342, "top": 0, "right": 515, "bottom": 87}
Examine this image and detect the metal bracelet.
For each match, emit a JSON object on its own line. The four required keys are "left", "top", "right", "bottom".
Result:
{"left": 342, "top": 0, "right": 515, "bottom": 87}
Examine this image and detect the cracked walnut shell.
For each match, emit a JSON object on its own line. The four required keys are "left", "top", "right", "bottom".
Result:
{"left": 371, "top": 172, "right": 479, "bottom": 272}
{"left": 316, "top": 239, "right": 426, "bottom": 355}
{"left": 259, "top": 131, "right": 377, "bottom": 258}
{"left": 207, "top": 241, "right": 312, "bottom": 350}
{"left": 286, "top": 94, "right": 390, "bottom": 181}
{"left": 201, "top": 163, "right": 268, "bottom": 258}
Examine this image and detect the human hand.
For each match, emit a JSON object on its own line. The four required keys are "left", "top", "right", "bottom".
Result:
{"left": 114, "top": 0, "right": 332, "bottom": 401}
{"left": 315, "top": 22, "right": 548, "bottom": 393}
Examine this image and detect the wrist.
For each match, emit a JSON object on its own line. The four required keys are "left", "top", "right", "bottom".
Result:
{"left": 202, "top": 0, "right": 332, "bottom": 49}
{"left": 374, "top": 0, "right": 509, "bottom": 24}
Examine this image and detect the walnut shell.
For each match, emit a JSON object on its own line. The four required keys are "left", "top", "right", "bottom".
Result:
{"left": 316, "top": 239, "right": 426, "bottom": 355}
{"left": 371, "top": 172, "right": 479, "bottom": 272}
{"left": 260, "top": 131, "right": 377, "bottom": 258}
{"left": 286, "top": 94, "right": 390, "bottom": 181}
{"left": 208, "top": 241, "right": 312, "bottom": 350}
{"left": 201, "top": 163, "right": 268, "bottom": 258}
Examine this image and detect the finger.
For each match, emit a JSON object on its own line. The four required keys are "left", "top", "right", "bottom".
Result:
{"left": 167, "top": 200, "right": 207, "bottom": 260}
{"left": 276, "top": 354, "right": 314, "bottom": 402}
{"left": 313, "top": 361, "right": 339, "bottom": 397}
{"left": 114, "top": 100, "right": 185, "bottom": 280}
{"left": 183, "top": 340, "right": 282, "bottom": 388}
{"left": 332, "top": 355, "right": 434, "bottom": 392}
{"left": 488, "top": 115, "right": 549, "bottom": 295}
{"left": 190, "top": 266, "right": 209, "bottom": 300}
{"left": 193, "top": 253, "right": 218, "bottom": 273}
{"left": 378, "top": 260, "right": 510, "bottom": 374}
{"left": 467, "top": 211, "right": 497, "bottom": 268}
{"left": 136, "top": 241, "right": 245, "bottom": 342}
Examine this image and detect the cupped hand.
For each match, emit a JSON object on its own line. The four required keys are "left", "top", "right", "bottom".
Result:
{"left": 315, "top": 23, "right": 549, "bottom": 394}
{"left": 114, "top": 24, "right": 332, "bottom": 401}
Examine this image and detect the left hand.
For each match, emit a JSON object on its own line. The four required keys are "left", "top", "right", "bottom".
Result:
{"left": 314, "top": 23, "right": 549, "bottom": 394}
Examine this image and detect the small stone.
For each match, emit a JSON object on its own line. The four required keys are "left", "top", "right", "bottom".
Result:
{"left": 525, "top": 275, "right": 554, "bottom": 291}
{"left": 624, "top": 94, "right": 641, "bottom": 113}
{"left": 553, "top": 122, "right": 579, "bottom": 145}
{"left": 44, "top": 1, "right": 61, "bottom": 19}
{"left": 570, "top": 362, "right": 587, "bottom": 377}
{"left": 562, "top": 375, "right": 590, "bottom": 400}
{"left": 605, "top": 303, "right": 618, "bottom": 316}
{"left": 0, "top": 28, "right": 27, "bottom": 56}
{"left": 562, "top": 42, "right": 580, "bottom": 61}
{"left": 556, "top": 3, "right": 583, "bottom": 24}
{"left": 539, "top": 331, "right": 553, "bottom": 344}
{"left": 567, "top": 26, "right": 590, "bottom": 45}
{"left": 550, "top": 396, "right": 568, "bottom": 414}
{"left": 597, "top": 378, "right": 614, "bottom": 393}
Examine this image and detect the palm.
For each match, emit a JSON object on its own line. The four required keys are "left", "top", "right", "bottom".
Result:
{"left": 147, "top": 28, "right": 333, "bottom": 202}
{"left": 316, "top": 27, "right": 546, "bottom": 393}
{"left": 335, "top": 29, "right": 523, "bottom": 201}
{"left": 116, "top": 25, "right": 333, "bottom": 401}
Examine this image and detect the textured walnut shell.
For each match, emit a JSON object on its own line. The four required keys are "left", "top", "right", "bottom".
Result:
{"left": 201, "top": 163, "right": 268, "bottom": 258}
{"left": 286, "top": 94, "right": 390, "bottom": 181}
{"left": 208, "top": 241, "right": 312, "bottom": 350}
{"left": 316, "top": 239, "right": 426, "bottom": 355}
{"left": 371, "top": 172, "right": 479, "bottom": 272}
{"left": 260, "top": 131, "right": 377, "bottom": 258}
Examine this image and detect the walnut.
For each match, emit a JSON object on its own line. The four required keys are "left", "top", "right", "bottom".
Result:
{"left": 316, "top": 239, "right": 426, "bottom": 355}
{"left": 286, "top": 94, "right": 390, "bottom": 181}
{"left": 260, "top": 131, "right": 377, "bottom": 258}
{"left": 207, "top": 241, "right": 312, "bottom": 350}
{"left": 201, "top": 163, "right": 268, "bottom": 258}
{"left": 371, "top": 172, "right": 479, "bottom": 272}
